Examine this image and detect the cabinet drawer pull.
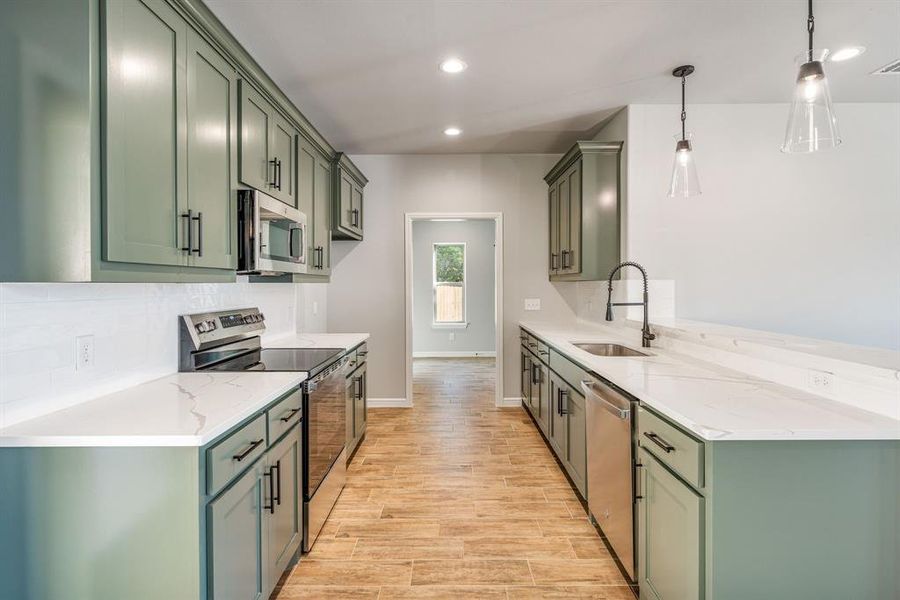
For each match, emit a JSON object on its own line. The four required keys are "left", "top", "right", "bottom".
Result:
{"left": 643, "top": 431, "right": 675, "bottom": 453}
{"left": 232, "top": 438, "right": 264, "bottom": 462}
{"left": 279, "top": 407, "right": 300, "bottom": 423}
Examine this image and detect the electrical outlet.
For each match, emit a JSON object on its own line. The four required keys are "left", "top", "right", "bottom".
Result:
{"left": 524, "top": 298, "right": 541, "bottom": 311}
{"left": 807, "top": 369, "right": 835, "bottom": 393}
{"left": 76, "top": 335, "right": 94, "bottom": 371}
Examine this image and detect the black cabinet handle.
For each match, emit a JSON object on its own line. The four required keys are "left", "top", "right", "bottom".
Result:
{"left": 559, "top": 389, "right": 569, "bottom": 415}
{"left": 277, "top": 159, "right": 283, "bottom": 191}
{"left": 232, "top": 438, "right": 264, "bottom": 462}
{"left": 192, "top": 211, "right": 203, "bottom": 257}
{"left": 263, "top": 469, "right": 275, "bottom": 514}
{"left": 269, "top": 158, "right": 278, "bottom": 188}
{"left": 180, "top": 210, "right": 193, "bottom": 254}
{"left": 351, "top": 208, "right": 360, "bottom": 227}
{"left": 279, "top": 407, "right": 300, "bottom": 423}
{"left": 273, "top": 461, "right": 281, "bottom": 506}
{"left": 643, "top": 431, "right": 675, "bottom": 453}
{"left": 550, "top": 253, "right": 558, "bottom": 270}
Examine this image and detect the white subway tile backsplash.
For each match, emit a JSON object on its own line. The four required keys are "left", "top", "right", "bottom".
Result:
{"left": 0, "top": 281, "right": 325, "bottom": 427}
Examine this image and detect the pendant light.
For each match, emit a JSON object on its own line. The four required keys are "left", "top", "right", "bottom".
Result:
{"left": 782, "top": 0, "right": 841, "bottom": 153}
{"left": 668, "top": 65, "right": 700, "bottom": 198}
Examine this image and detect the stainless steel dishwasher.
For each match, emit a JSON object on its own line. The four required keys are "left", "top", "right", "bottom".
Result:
{"left": 581, "top": 376, "right": 637, "bottom": 581}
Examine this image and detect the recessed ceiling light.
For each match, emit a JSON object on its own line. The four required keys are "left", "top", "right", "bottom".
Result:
{"left": 444, "top": 127, "right": 462, "bottom": 137}
{"left": 830, "top": 46, "right": 866, "bottom": 62}
{"left": 439, "top": 58, "right": 467, "bottom": 74}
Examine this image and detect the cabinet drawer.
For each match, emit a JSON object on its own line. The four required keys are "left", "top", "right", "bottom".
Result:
{"left": 637, "top": 406, "right": 705, "bottom": 489}
{"left": 267, "top": 388, "right": 303, "bottom": 444}
{"left": 549, "top": 349, "right": 588, "bottom": 391}
{"left": 207, "top": 414, "right": 267, "bottom": 495}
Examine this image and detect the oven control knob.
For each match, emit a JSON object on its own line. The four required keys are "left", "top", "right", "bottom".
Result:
{"left": 206, "top": 320, "right": 217, "bottom": 331}
{"left": 259, "top": 313, "right": 265, "bottom": 321}
{"left": 196, "top": 322, "right": 208, "bottom": 333}
{"left": 243, "top": 315, "right": 253, "bottom": 324}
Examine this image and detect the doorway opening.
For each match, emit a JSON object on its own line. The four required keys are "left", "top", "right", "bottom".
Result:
{"left": 404, "top": 213, "right": 503, "bottom": 407}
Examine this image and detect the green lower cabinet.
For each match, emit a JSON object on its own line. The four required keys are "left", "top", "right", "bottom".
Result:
{"left": 638, "top": 447, "right": 703, "bottom": 600}
{"left": 208, "top": 461, "right": 267, "bottom": 600}
{"left": 346, "top": 362, "right": 368, "bottom": 461}
{"left": 538, "top": 362, "right": 550, "bottom": 436}
{"left": 521, "top": 349, "right": 532, "bottom": 412}
{"left": 564, "top": 388, "right": 587, "bottom": 495}
{"left": 548, "top": 373, "right": 568, "bottom": 460}
{"left": 265, "top": 428, "right": 302, "bottom": 592}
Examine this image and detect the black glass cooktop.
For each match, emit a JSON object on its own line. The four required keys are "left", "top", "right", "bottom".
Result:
{"left": 204, "top": 347, "right": 343, "bottom": 375}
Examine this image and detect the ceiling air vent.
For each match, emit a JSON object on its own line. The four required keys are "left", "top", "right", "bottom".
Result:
{"left": 871, "top": 59, "right": 900, "bottom": 75}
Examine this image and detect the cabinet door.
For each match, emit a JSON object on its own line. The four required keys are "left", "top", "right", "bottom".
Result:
{"left": 548, "top": 374, "right": 567, "bottom": 457}
{"left": 104, "top": 0, "right": 187, "bottom": 267}
{"left": 354, "top": 365, "right": 367, "bottom": 440}
{"left": 185, "top": 30, "right": 236, "bottom": 270}
{"left": 297, "top": 137, "right": 317, "bottom": 261}
{"left": 265, "top": 428, "right": 302, "bottom": 594}
{"left": 529, "top": 359, "right": 542, "bottom": 416}
{"left": 564, "top": 386, "right": 587, "bottom": 495}
{"left": 557, "top": 177, "right": 570, "bottom": 274}
{"left": 565, "top": 163, "right": 582, "bottom": 275}
{"left": 548, "top": 184, "right": 559, "bottom": 275}
{"left": 208, "top": 462, "right": 265, "bottom": 600}
{"left": 638, "top": 448, "right": 703, "bottom": 600}
{"left": 345, "top": 374, "right": 355, "bottom": 457}
{"left": 351, "top": 183, "right": 364, "bottom": 235}
{"left": 270, "top": 113, "right": 297, "bottom": 206}
{"left": 313, "top": 153, "right": 332, "bottom": 274}
{"left": 238, "top": 82, "right": 273, "bottom": 193}
{"left": 521, "top": 351, "right": 532, "bottom": 411}
{"left": 537, "top": 362, "right": 550, "bottom": 436}
{"left": 339, "top": 172, "right": 354, "bottom": 231}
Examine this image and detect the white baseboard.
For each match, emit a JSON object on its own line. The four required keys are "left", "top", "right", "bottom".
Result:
{"left": 413, "top": 351, "right": 496, "bottom": 358}
{"left": 368, "top": 397, "right": 412, "bottom": 408}
{"left": 500, "top": 397, "right": 524, "bottom": 407}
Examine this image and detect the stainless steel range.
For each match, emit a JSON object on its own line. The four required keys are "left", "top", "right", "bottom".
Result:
{"left": 179, "top": 307, "right": 349, "bottom": 551}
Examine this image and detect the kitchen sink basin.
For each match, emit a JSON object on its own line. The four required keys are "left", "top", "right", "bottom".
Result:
{"left": 571, "top": 343, "right": 649, "bottom": 357}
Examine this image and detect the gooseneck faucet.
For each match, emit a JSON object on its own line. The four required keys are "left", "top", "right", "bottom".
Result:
{"left": 605, "top": 261, "right": 656, "bottom": 348}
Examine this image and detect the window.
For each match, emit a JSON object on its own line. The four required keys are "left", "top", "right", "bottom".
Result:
{"left": 433, "top": 243, "right": 466, "bottom": 325}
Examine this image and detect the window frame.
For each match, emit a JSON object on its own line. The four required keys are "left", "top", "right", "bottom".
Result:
{"left": 432, "top": 242, "right": 467, "bottom": 328}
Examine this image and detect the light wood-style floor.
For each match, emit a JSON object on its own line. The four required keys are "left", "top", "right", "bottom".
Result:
{"left": 275, "top": 358, "right": 633, "bottom": 599}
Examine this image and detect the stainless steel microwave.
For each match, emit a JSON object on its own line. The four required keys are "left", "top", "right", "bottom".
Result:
{"left": 237, "top": 189, "right": 308, "bottom": 275}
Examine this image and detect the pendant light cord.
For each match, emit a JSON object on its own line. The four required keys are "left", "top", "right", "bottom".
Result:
{"left": 680, "top": 74, "right": 687, "bottom": 141}
{"left": 807, "top": 0, "right": 815, "bottom": 61}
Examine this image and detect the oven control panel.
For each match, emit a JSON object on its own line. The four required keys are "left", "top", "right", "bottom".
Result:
{"left": 180, "top": 307, "right": 266, "bottom": 349}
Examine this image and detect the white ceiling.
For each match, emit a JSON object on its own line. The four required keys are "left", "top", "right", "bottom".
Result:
{"left": 206, "top": 0, "right": 900, "bottom": 154}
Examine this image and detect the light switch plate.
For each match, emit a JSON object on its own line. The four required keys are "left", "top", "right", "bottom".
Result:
{"left": 524, "top": 298, "right": 541, "bottom": 311}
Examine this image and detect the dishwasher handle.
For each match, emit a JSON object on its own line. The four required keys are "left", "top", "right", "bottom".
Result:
{"left": 580, "top": 379, "right": 631, "bottom": 420}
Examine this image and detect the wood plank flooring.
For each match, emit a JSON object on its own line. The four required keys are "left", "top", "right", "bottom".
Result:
{"left": 275, "top": 358, "right": 633, "bottom": 599}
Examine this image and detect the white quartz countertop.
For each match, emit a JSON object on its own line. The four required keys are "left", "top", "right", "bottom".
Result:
{"left": 0, "top": 371, "right": 307, "bottom": 448}
{"left": 265, "top": 332, "right": 369, "bottom": 350}
{"left": 0, "top": 331, "right": 370, "bottom": 448}
{"left": 520, "top": 321, "right": 900, "bottom": 442}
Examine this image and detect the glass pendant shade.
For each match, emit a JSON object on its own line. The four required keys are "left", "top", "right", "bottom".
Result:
{"left": 668, "top": 135, "right": 701, "bottom": 198}
{"left": 782, "top": 49, "right": 841, "bottom": 153}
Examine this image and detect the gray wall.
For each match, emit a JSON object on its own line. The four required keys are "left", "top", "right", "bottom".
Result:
{"left": 587, "top": 103, "right": 900, "bottom": 350}
{"left": 412, "top": 220, "right": 496, "bottom": 355}
{"left": 327, "top": 154, "right": 576, "bottom": 401}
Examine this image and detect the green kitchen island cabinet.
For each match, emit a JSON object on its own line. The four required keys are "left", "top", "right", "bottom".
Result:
{"left": 636, "top": 404, "right": 900, "bottom": 600}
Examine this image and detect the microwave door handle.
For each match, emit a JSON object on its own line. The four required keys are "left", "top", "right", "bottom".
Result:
{"left": 289, "top": 225, "right": 302, "bottom": 261}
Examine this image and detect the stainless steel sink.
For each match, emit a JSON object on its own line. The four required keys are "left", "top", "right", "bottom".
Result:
{"left": 572, "top": 343, "right": 649, "bottom": 357}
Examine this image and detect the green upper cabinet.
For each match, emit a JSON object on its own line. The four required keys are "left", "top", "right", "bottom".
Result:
{"left": 103, "top": 0, "right": 237, "bottom": 272}
{"left": 297, "top": 137, "right": 317, "bottom": 261}
{"left": 104, "top": 0, "right": 187, "bottom": 268}
{"left": 238, "top": 81, "right": 298, "bottom": 207}
{"left": 332, "top": 153, "right": 368, "bottom": 241}
{"left": 312, "top": 151, "right": 333, "bottom": 274}
{"left": 185, "top": 30, "right": 237, "bottom": 270}
{"left": 545, "top": 141, "right": 622, "bottom": 282}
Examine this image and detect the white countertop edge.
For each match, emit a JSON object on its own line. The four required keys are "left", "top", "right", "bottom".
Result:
{"left": 264, "top": 332, "right": 370, "bottom": 350}
{"left": 519, "top": 322, "right": 900, "bottom": 442}
{"left": 0, "top": 372, "right": 309, "bottom": 448}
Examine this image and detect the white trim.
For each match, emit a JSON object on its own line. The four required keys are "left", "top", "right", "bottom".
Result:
{"left": 405, "top": 212, "right": 504, "bottom": 408}
{"left": 431, "top": 322, "right": 469, "bottom": 330}
{"left": 367, "top": 397, "right": 412, "bottom": 408}
{"left": 413, "top": 351, "right": 496, "bottom": 358}
{"left": 501, "top": 397, "right": 523, "bottom": 407}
